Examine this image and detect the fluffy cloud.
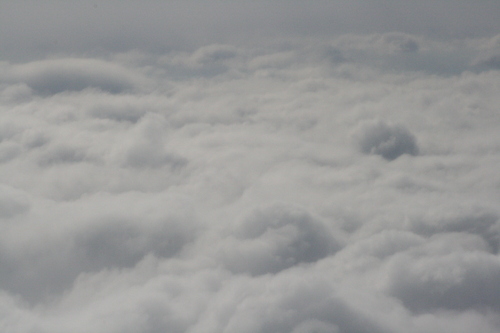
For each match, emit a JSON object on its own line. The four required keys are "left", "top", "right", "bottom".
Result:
{"left": 9, "top": 58, "right": 148, "bottom": 95}
{"left": 379, "top": 230, "right": 500, "bottom": 312}
{"left": 1, "top": 4, "right": 500, "bottom": 332}
{"left": 218, "top": 204, "right": 341, "bottom": 275}
{"left": 0, "top": 185, "right": 30, "bottom": 218}
{"left": 354, "top": 120, "right": 419, "bottom": 160}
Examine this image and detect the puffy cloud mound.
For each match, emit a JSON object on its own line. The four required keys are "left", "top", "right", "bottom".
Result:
{"left": 11, "top": 58, "right": 146, "bottom": 95}
{"left": 354, "top": 120, "right": 419, "bottom": 160}
{"left": 384, "top": 233, "right": 500, "bottom": 312}
{"left": 220, "top": 204, "right": 341, "bottom": 275}
{"left": 0, "top": 191, "right": 197, "bottom": 303}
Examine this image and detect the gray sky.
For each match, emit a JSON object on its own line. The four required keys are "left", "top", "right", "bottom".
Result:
{"left": 1, "top": 1, "right": 500, "bottom": 333}
{"left": 2, "top": 0, "right": 500, "bottom": 61}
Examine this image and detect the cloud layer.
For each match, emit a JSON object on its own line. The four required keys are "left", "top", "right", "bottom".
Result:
{"left": 1, "top": 2, "right": 500, "bottom": 332}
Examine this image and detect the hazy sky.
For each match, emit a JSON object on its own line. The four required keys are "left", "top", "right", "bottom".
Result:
{"left": 2, "top": 0, "right": 500, "bottom": 60}
{"left": 1, "top": 1, "right": 500, "bottom": 333}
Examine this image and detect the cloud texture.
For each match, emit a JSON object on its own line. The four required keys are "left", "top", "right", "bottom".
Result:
{"left": 1, "top": 1, "right": 500, "bottom": 332}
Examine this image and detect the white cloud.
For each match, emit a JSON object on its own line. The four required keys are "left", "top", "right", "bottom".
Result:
{"left": 10, "top": 58, "right": 149, "bottom": 95}
{"left": 0, "top": 184, "right": 30, "bottom": 218}
{"left": 0, "top": 8, "right": 499, "bottom": 332}
{"left": 383, "top": 239, "right": 500, "bottom": 312}
{"left": 218, "top": 203, "right": 341, "bottom": 275}
{"left": 354, "top": 120, "right": 419, "bottom": 160}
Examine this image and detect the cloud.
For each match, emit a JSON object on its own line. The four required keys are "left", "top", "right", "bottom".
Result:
{"left": 0, "top": 191, "right": 197, "bottom": 303}
{"left": 219, "top": 273, "right": 388, "bottom": 333}
{"left": 354, "top": 120, "right": 419, "bottom": 160}
{"left": 390, "top": 36, "right": 419, "bottom": 53}
{"left": 384, "top": 235, "right": 500, "bottom": 312}
{"left": 0, "top": 83, "right": 33, "bottom": 104}
{"left": 472, "top": 54, "right": 500, "bottom": 71}
{"left": 10, "top": 58, "right": 148, "bottom": 95}
{"left": 116, "top": 114, "right": 187, "bottom": 169}
{"left": 219, "top": 204, "right": 341, "bottom": 275}
{"left": 86, "top": 96, "right": 149, "bottom": 123}
{"left": 190, "top": 44, "right": 239, "bottom": 66}
{"left": 0, "top": 10, "right": 500, "bottom": 332}
{"left": 37, "top": 145, "right": 89, "bottom": 166}
{"left": 0, "top": 185, "right": 30, "bottom": 218}
{"left": 409, "top": 206, "right": 500, "bottom": 252}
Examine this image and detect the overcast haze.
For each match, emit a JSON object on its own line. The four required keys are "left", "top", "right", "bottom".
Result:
{"left": 1, "top": 1, "right": 500, "bottom": 332}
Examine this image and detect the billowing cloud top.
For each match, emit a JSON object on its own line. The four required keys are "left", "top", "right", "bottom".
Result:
{"left": 10, "top": 58, "right": 148, "bottom": 95}
{"left": 1, "top": 1, "right": 500, "bottom": 333}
